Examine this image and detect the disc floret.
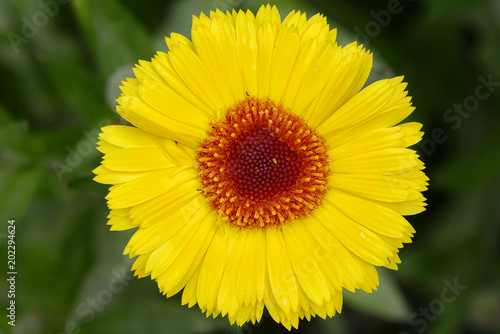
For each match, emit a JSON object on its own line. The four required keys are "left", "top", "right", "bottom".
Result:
{"left": 197, "top": 98, "right": 330, "bottom": 228}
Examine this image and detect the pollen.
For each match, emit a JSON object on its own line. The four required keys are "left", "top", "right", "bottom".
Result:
{"left": 196, "top": 97, "right": 330, "bottom": 229}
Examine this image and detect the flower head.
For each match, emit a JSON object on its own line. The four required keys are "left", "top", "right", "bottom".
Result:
{"left": 94, "top": 4, "right": 427, "bottom": 330}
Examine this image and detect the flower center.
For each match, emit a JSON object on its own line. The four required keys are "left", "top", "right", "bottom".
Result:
{"left": 227, "top": 128, "right": 301, "bottom": 201}
{"left": 196, "top": 97, "right": 330, "bottom": 229}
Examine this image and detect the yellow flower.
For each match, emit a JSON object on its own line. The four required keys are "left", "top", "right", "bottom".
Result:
{"left": 93, "top": 4, "right": 427, "bottom": 330}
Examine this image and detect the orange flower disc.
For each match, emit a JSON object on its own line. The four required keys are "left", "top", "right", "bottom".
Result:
{"left": 197, "top": 97, "right": 330, "bottom": 228}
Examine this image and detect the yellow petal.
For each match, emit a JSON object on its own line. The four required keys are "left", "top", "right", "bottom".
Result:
{"left": 265, "top": 227, "right": 299, "bottom": 313}
{"left": 131, "top": 252, "right": 151, "bottom": 278}
{"left": 318, "top": 76, "right": 413, "bottom": 146}
{"left": 331, "top": 148, "right": 422, "bottom": 175}
{"left": 296, "top": 13, "right": 331, "bottom": 48}
{"left": 329, "top": 173, "right": 425, "bottom": 203}
{"left": 314, "top": 202, "right": 394, "bottom": 266}
{"left": 107, "top": 215, "right": 136, "bottom": 231}
{"left": 191, "top": 11, "right": 245, "bottom": 108}
{"left": 168, "top": 42, "right": 226, "bottom": 117}
{"left": 305, "top": 43, "right": 372, "bottom": 127}
{"left": 102, "top": 148, "right": 174, "bottom": 171}
{"left": 155, "top": 138, "right": 195, "bottom": 167}
{"left": 93, "top": 165, "right": 148, "bottom": 185}
{"left": 329, "top": 123, "right": 423, "bottom": 158}
{"left": 218, "top": 229, "right": 247, "bottom": 317}
{"left": 256, "top": 21, "right": 280, "bottom": 99}
{"left": 150, "top": 205, "right": 216, "bottom": 289}
{"left": 235, "top": 10, "right": 258, "bottom": 96}
{"left": 197, "top": 223, "right": 233, "bottom": 311}
{"left": 128, "top": 178, "right": 203, "bottom": 228}
{"left": 124, "top": 195, "right": 207, "bottom": 258}
{"left": 165, "top": 32, "right": 194, "bottom": 52}
{"left": 116, "top": 95, "right": 202, "bottom": 148}
{"left": 306, "top": 217, "right": 364, "bottom": 292}
{"left": 236, "top": 229, "right": 266, "bottom": 305}
{"left": 327, "top": 189, "right": 411, "bottom": 238}
{"left": 268, "top": 25, "right": 300, "bottom": 104}
{"left": 282, "top": 223, "right": 331, "bottom": 306}
{"left": 255, "top": 4, "right": 281, "bottom": 27}
{"left": 375, "top": 198, "right": 427, "bottom": 216}
{"left": 153, "top": 51, "right": 215, "bottom": 115}
{"left": 99, "top": 125, "right": 158, "bottom": 148}
{"left": 106, "top": 167, "right": 198, "bottom": 209}
{"left": 181, "top": 264, "right": 202, "bottom": 308}
{"left": 288, "top": 40, "right": 342, "bottom": 117}
{"left": 138, "top": 78, "right": 210, "bottom": 133}
{"left": 96, "top": 140, "right": 121, "bottom": 154}
{"left": 282, "top": 10, "right": 307, "bottom": 28}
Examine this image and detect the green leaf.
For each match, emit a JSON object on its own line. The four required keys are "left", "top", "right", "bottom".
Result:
{"left": 64, "top": 231, "right": 135, "bottom": 327}
{"left": 0, "top": 103, "right": 12, "bottom": 122}
{"left": 85, "top": 295, "right": 234, "bottom": 334}
{"left": 433, "top": 130, "right": 500, "bottom": 191}
{"left": 0, "top": 164, "right": 41, "bottom": 219}
{"left": 41, "top": 57, "right": 114, "bottom": 124}
{"left": 428, "top": 0, "right": 489, "bottom": 20}
{"left": 344, "top": 268, "right": 410, "bottom": 322}
{"left": 0, "top": 119, "right": 28, "bottom": 150}
{"left": 71, "top": 0, "right": 154, "bottom": 79}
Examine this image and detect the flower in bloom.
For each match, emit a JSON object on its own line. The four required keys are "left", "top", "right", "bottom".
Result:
{"left": 93, "top": 4, "right": 428, "bottom": 330}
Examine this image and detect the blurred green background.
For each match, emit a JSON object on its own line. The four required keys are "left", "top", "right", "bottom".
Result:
{"left": 1, "top": 0, "right": 499, "bottom": 333}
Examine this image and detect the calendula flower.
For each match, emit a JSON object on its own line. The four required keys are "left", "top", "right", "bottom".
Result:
{"left": 93, "top": 4, "right": 427, "bottom": 330}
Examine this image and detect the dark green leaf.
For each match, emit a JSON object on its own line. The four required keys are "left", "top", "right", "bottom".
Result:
{"left": 0, "top": 165, "right": 41, "bottom": 219}
{"left": 41, "top": 58, "right": 113, "bottom": 124}
{"left": 71, "top": 0, "right": 154, "bottom": 79}
{"left": 0, "top": 119, "right": 28, "bottom": 150}
{"left": 344, "top": 269, "right": 410, "bottom": 322}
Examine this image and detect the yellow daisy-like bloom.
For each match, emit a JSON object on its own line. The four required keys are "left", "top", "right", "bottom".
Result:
{"left": 94, "top": 4, "right": 427, "bottom": 330}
